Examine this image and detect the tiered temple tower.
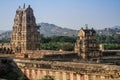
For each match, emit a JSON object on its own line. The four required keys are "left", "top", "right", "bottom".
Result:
{"left": 10, "top": 4, "right": 40, "bottom": 53}
{"left": 75, "top": 26, "right": 100, "bottom": 59}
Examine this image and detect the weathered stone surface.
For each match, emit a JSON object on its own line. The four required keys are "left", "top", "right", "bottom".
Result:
{"left": 0, "top": 57, "right": 28, "bottom": 80}
{"left": 14, "top": 58, "right": 120, "bottom": 79}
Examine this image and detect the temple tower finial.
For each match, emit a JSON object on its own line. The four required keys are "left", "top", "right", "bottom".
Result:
{"left": 28, "top": 5, "right": 31, "bottom": 8}
{"left": 19, "top": 6, "right": 21, "bottom": 8}
{"left": 23, "top": 3, "right": 25, "bottom": 8}
{"left": 85, "top": 24, "right": 88, "bottom": 29}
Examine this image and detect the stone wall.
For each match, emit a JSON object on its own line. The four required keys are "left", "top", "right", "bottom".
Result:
{"left": 0, "top": 44, "right": 13, "bottom": 54}
{"left": 21, "top": 68, "right": 113, "bottom": 80}
{"left": 15, "top": 50, "right": 74, "bottom": 59}
{"left": 14, "top": 58, "right": 120, "bottom": 80}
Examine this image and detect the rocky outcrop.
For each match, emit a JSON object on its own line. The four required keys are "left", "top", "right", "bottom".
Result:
{"left": 0, "top": 57, "right": 28, "bottom": 80}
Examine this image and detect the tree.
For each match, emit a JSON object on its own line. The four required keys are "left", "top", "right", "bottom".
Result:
{"left": 60, "top": 42, "right": 74, "bottom": 51}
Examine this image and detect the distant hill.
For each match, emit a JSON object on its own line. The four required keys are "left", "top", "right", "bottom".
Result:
{"left": 96, "top": 25, "right": 120, "bottom": 35}
{"left": 0, "top": 30, "right": 5, "bottom": 34}
{"left": 111, "top": 25, "right": 120, "bottom": 30}
{"left": 0, "top": 30, "right": 11, "bottom": 41}
{"left": 0, "top": 23, "right": 78, "bottom": 40}
{"left": 39, "top": 23, "right": 78, "bottom": 37}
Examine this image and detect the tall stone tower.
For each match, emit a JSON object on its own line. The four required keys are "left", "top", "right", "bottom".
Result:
{"left": 10, "top": 4, "right": 40, "bottom": 53}
{"left": 74, "top": 27, "right": 100, "bottom": 59}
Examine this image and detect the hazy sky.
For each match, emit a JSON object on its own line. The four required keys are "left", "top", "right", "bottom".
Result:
{"left": 0, "top": 0, "right": 120, "bottom": 30}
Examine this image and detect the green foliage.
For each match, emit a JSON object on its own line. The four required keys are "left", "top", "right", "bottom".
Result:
{"left": 60, "top": 42, "right": 74, "bottom": 51}
{"left": 40, "top": 35, "right": 76, "bottom": 43}
{"left": 96, "top": 34, "right": 120, "bottom": 50}
{"left": 40, "top": 36, "right": 76, "bottom": 51}
{"left": 41, "top": 42, "right": 61, "bottom": 50}
{"left": 40, "top": 34, "right": 120, "bottom": 50}
{"left": 0, "top": 40, "right": 9, "bottom": 44}
{"left": 96, "top": 34, "right": 120, "bottom": 44}
{"left": 103, "top": 43, "right": 120, "bottom": 50}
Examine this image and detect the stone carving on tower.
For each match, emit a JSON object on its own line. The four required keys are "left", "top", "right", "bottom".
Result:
{"left": 74, "top": 26, "right": 100, "bottom": 59}
{"left": 10, "top": 4, "right": 40, "bottom": 53}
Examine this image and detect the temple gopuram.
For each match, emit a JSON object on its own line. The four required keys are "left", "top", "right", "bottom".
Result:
{"left": 10, "top": 4, "right": 40, "bottom": 54}
{"left": 74, "top": 26, "right": 100, "bottom": 59}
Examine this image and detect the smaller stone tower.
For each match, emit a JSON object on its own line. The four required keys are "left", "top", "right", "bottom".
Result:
{"left": 10, "top": 4, "right": 40, "bottom": 53}
{"left": 75, "top": 26, "right": 100, "bottom": 59}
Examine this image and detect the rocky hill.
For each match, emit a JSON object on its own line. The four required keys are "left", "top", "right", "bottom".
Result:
{"left": 39, "top": 23, "right": 78, "bottom": 37}
{"left": 0, "top": 30, "right": 11, "bottom": 41}
{"left": 0, "top": 30, "right": 5, "bottom": 34}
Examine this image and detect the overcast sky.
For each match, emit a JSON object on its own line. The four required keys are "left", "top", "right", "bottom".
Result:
{"left": 0, "top": 0, "right": 120, "bottom": 30}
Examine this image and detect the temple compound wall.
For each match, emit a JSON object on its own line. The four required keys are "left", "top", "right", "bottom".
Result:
{"left": 14, "top": 58, "right": 120, "bottom": 80}
{"left": 21, "top": 68, "right": 112, "bottom": 80}
{"left": 1, "top": 57, "right": 120, "bottom": 80}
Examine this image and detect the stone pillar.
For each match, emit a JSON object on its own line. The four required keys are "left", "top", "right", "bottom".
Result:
{"left": 55, "top": 71, "right": 59, "bottom": 80}
{"left": 31, "top": 69, "right": 35, "bottom": 79}
{"left": 70, "top": 72, "right": 73, "bottom": 80}
{"left": 101, "top": 75, "right": 105, "bottom": 79}
{"left": 92, "top": 75, "right": 96, "bottom": 80}
{"left": 84, "top": 75, "right": 88, "bottom": 80}
{"left": 73, "top": 73, "right": 77, "bottom": 80}
{"left": 43, "top": 70, "right": 47, "bottom": 78}
{"left": 77, "top": 74, "right": 80, "bottom": 80}
{"left": 59, "top": 71, "right": 63, "bottom": 80}
{"left": 37, "top": 70, "right": 40, "bottom": 80}
{"left": 66, "top": 72, "right": 70, "bottom": 80}
{"left": 49, "top": 71, "right": 53, "bottom": 76}
{"left": 63, "top": 72, "right": 66, "bottom": 80}
{"left": 40, "top": 70, "right": 43, "bottom": 79}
